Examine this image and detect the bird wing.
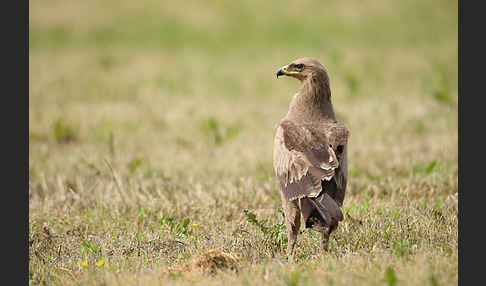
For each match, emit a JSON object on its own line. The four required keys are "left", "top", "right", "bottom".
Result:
{"left": 273, "top": 119, "right": 341, "bottom": 202}
{"left": 321, "top": 121, "right": 349, "bottom": 207}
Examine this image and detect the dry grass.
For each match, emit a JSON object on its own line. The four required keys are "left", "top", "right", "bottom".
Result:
{"left": 29, "top": 0, "right": 457, "bottom": 285}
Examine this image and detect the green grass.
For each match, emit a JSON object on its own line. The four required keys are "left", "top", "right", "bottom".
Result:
{"left": 29, "top": 0, "right": 457, "bottom": 285}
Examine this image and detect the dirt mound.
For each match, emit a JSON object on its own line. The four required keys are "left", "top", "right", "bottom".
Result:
{"left": 167, "top": 249, "right": 239, "bottom": 275}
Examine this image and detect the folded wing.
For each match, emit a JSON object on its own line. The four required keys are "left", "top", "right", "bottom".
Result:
{"left": 273, "top": 119, "right": 340, "bottom": 202}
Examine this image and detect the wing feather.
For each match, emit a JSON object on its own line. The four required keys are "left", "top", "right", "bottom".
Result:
{"left": 273, "top": 119, "right": 345, "bottom": 202}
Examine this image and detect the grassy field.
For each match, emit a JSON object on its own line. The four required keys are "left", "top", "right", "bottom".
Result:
{"left": 29, "top": 0, "right": 458, "bottom": 285}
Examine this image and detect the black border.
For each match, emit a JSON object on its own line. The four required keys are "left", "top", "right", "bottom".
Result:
{"left": 5, "top": 0, "right": 29, "bottom": 284}
{"left": 459, "top": 0, "right": 485, "bottom": 285}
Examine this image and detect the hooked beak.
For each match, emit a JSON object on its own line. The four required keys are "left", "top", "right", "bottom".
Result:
{"left": 276, "top": 65, "right": 288, "bottom": 78}
{"left": 276, "top": 64, "right": 300, "bottom": 78}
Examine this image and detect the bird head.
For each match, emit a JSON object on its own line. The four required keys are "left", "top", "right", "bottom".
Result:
{"left": 276, "top": 58, "right": 328, "bottom": 82}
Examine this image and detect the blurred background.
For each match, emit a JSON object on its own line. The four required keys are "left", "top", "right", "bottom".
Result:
{"left": 29, "top": 0, "right": 457, "bottom": 181}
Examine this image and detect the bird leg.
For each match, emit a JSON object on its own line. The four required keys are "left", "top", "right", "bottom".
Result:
{"left": 283, "top": 199, "right": 301, "bottom": 261}
{"left": 301, "top": 197, "right": 333, "bottom": 252}
{"left": 320, "top": 227, "right": 330, "bottom": 252}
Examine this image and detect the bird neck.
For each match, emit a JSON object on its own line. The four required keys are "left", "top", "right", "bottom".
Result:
{"left": 287, "top": 71, "right": 336, "bottom": 122}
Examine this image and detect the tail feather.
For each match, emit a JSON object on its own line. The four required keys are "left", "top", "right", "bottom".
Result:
{"left": 307, "top": 198, "right": 331, "bottom": 226}
{"left": 318, "top": 193, "right": 343, "bottom": 222}
{"left": 302, "top": 193, "right": 343, "bottom": 232}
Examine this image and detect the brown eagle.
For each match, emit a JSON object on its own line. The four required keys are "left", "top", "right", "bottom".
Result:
{"left": 273, "top": 58, "right": 349, "bottom": 258}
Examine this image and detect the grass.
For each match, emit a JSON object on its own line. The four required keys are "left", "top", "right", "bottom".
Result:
{"left": 29, "top": 0, "right": 457, "bottom": 285}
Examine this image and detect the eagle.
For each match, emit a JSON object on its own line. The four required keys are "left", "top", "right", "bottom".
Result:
{"left": 273, "top": 58, "right": 349, "bottom": 259}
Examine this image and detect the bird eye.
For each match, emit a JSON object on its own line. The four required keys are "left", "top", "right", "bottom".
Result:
{"left": 296, "top": 64, "right": 304, "bottom": 70}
